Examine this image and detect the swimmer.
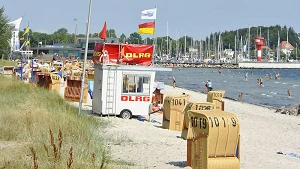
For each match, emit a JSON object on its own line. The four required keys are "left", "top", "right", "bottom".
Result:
{"left": 275, "top": 73, "right": 280, "bottom": 80}
{"left": 179, "top": 67, "right": 181, "bottom": 71}
{"left": 287, "top": 88, "right": 291, "bottom": 97}
{"left": 238, "top": 72, "right": 240, "bottom": 76}
{"left": 260, "top": 78, "right": 263, "bottom": 87}
{"left": 265, "top": 74, "right": 269, "bottom": 77}
{"left": 218, "top": 69, "right": 222, "bottom": 75}
{"left": 251, "top": 71, "right": 253, "bottom": 75}
{"left": 239, "top": 93, "right": 243, "bottom": 100}
{"left": 269, "top": 73, "right": 272, "bottom": 80}
{"left": 245, "top": 72, "right": 248, "bottom": 81}
{"left": 257, "top": 78, "right": 263, "bottom": 87}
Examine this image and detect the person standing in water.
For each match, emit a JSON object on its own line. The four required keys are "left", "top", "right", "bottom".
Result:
{"left": 207, "top": 80, "right": 213, "bottom": 92}
{"left": 287, "top": 88, "right": 291, "bottom": 97}
{"left": 172, "top": 76, "right": 176, "bottom": 88}
{"left": 218, "top": 69, "right": 222, "bottom": 75}
{"left": 245, "top": 72, "right": 248, "bottom": 81}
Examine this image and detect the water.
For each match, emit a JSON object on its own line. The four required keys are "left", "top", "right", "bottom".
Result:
{"left": 156, "top": 68, "right": 300, "bottom": 108}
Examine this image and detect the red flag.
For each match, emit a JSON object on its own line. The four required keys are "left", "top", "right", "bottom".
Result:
{"left": 99, "top": 22, "right": 107, "bottom": 40}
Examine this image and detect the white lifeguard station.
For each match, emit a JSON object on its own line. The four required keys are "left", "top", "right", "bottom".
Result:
{"left": 92, "top": 64, "right": 171, "bottom": 119}
{"left": 92, "top": 43, "right": 171, "bottom": 119}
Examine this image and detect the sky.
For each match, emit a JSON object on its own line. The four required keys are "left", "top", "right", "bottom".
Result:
{"left": 2, "top": 0, "right": 300, "bottom": 40}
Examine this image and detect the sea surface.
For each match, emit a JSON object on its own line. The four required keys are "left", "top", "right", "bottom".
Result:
{"left": 156, "top": 68, "right": 300, "bottom": 108}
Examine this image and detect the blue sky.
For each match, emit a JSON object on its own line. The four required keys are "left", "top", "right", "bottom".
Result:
{"left": 2, "top": 0, "right": 300, "bottom": 39}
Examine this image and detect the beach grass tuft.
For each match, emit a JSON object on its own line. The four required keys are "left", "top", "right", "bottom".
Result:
{"left": 0, "top": 59, "right": 16, "bottom": 67}
{"left": 0, "top": 76, "right": 113, "bottom": 168}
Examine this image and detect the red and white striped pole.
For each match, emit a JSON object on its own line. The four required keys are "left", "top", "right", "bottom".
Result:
{"left": 257, "top": 44, "right": 262, "bottom": 62}
{"left": 255, "top": 37, "right": 264, "bottom": 62}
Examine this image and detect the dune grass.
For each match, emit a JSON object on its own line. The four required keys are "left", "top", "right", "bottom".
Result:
{"left": 0, "top": 76, "right": 111, "bottom": 168}
{"left": 0, "top": 59, "right": 16, "bottom": 67}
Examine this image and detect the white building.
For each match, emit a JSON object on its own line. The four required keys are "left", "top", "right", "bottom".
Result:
{"left": 280, "top": 41, "right": 294, "bottom": 55}
{"left": 223, "top": 49, "right": 234, "bottom": 58}
{"left": 7, "top": 17, "right": 22, "bottom": 52}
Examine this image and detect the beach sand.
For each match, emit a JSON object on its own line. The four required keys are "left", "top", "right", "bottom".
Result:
{"left": 62, "top": 83, "right": 300, "bottom": 169}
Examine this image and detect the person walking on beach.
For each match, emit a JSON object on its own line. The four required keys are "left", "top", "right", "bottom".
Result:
{"left": 207, "top": 80, "right": 213, "bottom": 92}
{"left": 172, "top": 76, "right": 176, "bottom": 88}
{"left": 287, "top": 88, "right": 291, "bottom": 97}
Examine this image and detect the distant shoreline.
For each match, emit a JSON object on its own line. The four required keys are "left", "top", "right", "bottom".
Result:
{"left": 155, "top": 62, "right": 300, "bottom": 69}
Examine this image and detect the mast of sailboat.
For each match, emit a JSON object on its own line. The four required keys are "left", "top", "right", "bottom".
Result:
{"left": 296, "top": 43, "right": 298, "bottom": 60}
{"left": 240, "top": 36, "right": 243, "bottom": 59}
{"left": 175, "top": 30, "right": 177, "bottom": 60}
{"left": 259, "top": 27, "right": 261, "bottom": 37}
{"left": 220, "top": 35, "right": 223, "bottom": 59}
{"left": 205, "top": 37, "right": 209, "bottom": 59}
{"left": 166, "top": 21, "right": 169, "bottom": 58}
{"left": 277, "top": 31, "right": 280, "bottom": 62}
{"left": 267, "top": 28, "right": 270, "bottom": 59}
{"left": 286, "top": 28, "right": 289, "bottom": 61}
{"left": 247, "top": 25, "right": 250, "bottom": 59}
{"left": 184, "top": 32, "right": 187, "bottom": 56}
{"left": 217, "top": 33, "right": 220, "bottom": 60}
{"left": 208, "top": 35, "right": 211, "bottom": 59}
{"left": 234, "top": 35, "right": 237, "bottom": 64}
{"left": 213, "top": 33, "right": 217, "bottom": 60}
{"left": 200, "top": 38, "right": 202, "bottom": 61}
{"left": 177, "top": 31, "right": 179, "bottom": 59}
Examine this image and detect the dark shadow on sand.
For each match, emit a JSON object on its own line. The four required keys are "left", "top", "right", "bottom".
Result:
{"left": 166, "top": 161, "right": 187, "bottom": 168}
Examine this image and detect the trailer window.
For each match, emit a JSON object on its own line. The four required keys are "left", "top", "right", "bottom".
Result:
{"left": 122, "top": 74, "right": 150, "bottom": 94}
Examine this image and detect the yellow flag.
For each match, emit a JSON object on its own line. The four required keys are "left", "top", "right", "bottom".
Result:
{"left": 22, "top": 27, "right": 29, "bottom": 37}
{"left": 25, "top": 40, "right": 30, "bottom": 46}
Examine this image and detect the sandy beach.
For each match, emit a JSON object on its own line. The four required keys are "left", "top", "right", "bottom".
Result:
{"left": 62, "top": 83, "right": 300, "bottom": 169}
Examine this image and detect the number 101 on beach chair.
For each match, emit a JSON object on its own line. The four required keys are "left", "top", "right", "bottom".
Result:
{"left": 188, "top": 110, "right": 240, "bottom": 169}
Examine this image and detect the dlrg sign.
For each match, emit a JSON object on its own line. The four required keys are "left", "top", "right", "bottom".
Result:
{"left": 121, "top": 95, "right": 150, "bottom": 102}
{"left": 125, "top": 53, "right": 151, "bottom": 58}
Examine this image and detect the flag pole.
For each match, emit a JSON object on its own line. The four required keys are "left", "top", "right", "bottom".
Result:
{"left": 79, "top": 0, "right": 93, "bottom": 115}
{"left": 152, "top": 5, "right": 157, "bottom": 66}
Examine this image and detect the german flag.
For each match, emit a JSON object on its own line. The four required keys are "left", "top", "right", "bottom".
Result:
{"left": 138, "top": 22, "right": 155, "bottom": 35}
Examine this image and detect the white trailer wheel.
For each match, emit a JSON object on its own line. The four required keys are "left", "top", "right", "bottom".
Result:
{"left": 120, "top": 109, "right": 132, "bottom": 119}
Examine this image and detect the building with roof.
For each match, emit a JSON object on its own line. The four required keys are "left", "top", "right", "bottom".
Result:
{"left": 31, "top": 37, "right": 119, "bottom": 60}
{"left": 280, "top": 41, "right": 294, "bottom": 55}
